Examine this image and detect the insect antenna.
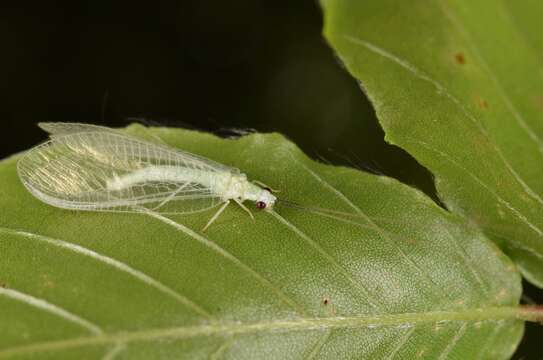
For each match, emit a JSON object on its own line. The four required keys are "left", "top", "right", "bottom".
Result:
{"left": 275, "top": 199, "right": 366, "bottom": 220}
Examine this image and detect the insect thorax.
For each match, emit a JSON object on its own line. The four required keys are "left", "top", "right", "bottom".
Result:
{"left": 212, "top": 173, "right": 250, "bottom": 201}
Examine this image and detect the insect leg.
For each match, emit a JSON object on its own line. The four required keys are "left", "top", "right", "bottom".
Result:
{"left": 252, "top": 180, "right": 280, "bottom": 193}
{"left": 233, "top": 198, "right": 254, "bottom": 220}
{"left": 152, "top": 182, "right": 191, "bottom": 210}
{"left": 202, "top": 200, "right": 230, "bottom": 232}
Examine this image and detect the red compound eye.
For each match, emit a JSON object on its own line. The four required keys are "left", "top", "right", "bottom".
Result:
{"left": 256, "top": 201, "right": 266, "bottom": 209}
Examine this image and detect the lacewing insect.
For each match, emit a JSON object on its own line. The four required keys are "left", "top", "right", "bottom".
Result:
{"left": 17, "top": 123, "right": 277, "bottom": 231}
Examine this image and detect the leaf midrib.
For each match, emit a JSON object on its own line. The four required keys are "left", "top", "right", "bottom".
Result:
{"left": 0, "top": 307, "right": 534, "bottom": 358}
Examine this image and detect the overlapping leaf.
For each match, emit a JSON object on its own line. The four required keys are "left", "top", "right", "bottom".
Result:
{"left": 322, "top": 0, "right": 543, "bottom": 287}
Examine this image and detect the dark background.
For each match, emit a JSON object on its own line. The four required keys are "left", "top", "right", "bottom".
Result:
{"left": 1, "top": 1, "right": 541, "bottom": 358}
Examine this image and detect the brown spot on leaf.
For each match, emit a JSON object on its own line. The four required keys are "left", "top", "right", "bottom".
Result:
{"left": 475, "top": 96, "right": 489, "bottom": 110}
{"left": 41, "top": 274, "right": 55, "bottom": 289}
{"left": 321, "top": 297, "right": 336, "bottom": 316}
{"left": 534, "top": 95, "right": 543, "bottom": 111}
{"left": 0, "top": 283, "right": 6, "bottom": 288}
{"left": 454, "top": 52, "right": 466, "bottom": 65}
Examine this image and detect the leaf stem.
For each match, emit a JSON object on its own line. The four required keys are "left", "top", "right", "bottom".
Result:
{"left": 518, "top": 305, "right": 543, "bottom": 322}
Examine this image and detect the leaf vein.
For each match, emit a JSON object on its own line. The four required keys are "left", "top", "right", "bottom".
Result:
{"left": 0, "top": 226, "right": 212, "bottom": 319}
{"left": 303, "top": 330, "right": 332, "bottom": 360}
{"left": 269, "top": 210, "right": 381, "bottom": 311}
{"left": 0, "top": 287, "right": 102, "bottom": 335}
{"left": 437, "top": 0, "right": 543, "bottom": 154}
{"left": 344, "top": 35, "right": 543, "bottom": 219}
{"left": 404, "top": 139, "right": 543, "bottom": 257}
{"left": 0, "top": 308, "right": 526, "bottom": 358}
{"left": 143, "top": 210, "right": 308, "bottom": 316}
{"left": 209, "top": 337, "right": 235, "bottom": 360}
{"left": 476, "top": 321, "right": 503, "bottom": 360}
{"left": 441, "top": 227, "right": 490, "bottom": 297}
{"left": 385, "top": 327, "right": 415, "bottom": 360}
{"left": 101, "top": 343, "right": 126, "bottom": 360}
{"left": 293, "top": 158, "right": 451, "bottom": 305}
{"left": 437, "top": 322, "right": 467, "bottom": 360}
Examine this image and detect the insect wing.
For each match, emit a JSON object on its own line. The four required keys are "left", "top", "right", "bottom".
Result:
{"left": 38, "top": 122, "right": 118, "bottom": 136}
{"left": 38, "top": 122, "right": 239, "bottom": 174}
{"left": 17, "top": 130, "right": 230, "bottom": 214}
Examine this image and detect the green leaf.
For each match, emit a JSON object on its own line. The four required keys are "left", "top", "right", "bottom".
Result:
{"left": 0, "top": 125, "right": 535, "bottom": 359}
{"left": 322, "top": 0, "right": 543, "bottom": 287}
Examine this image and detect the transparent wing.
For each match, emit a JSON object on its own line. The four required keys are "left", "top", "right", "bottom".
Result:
{"left": 37, "top": 122, "right": 238, "bottom": 173}
{"left": 17, "top": 129, "right": 238, "bottom": 214}
{"left": 38, "top": 121, "right": 172, "bottom": 147}
{"left": 38, "top": 122, "right": 119, "bottom": 136}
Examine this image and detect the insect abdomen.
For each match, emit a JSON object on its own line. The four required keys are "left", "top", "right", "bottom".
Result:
{"left": 107, "top": 166, "right": 215, "bottom": 191}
